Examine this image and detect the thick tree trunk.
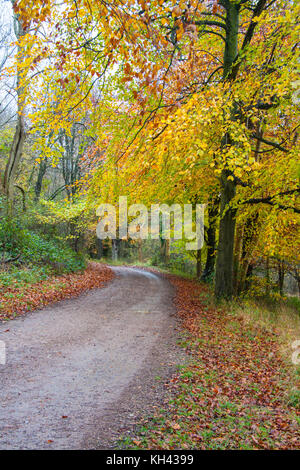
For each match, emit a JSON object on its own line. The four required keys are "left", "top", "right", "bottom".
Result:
{"left": 214, "top": 2, "right": 240, "bottom": 300}
{"left": 215, "top": 171, "right": 236, "bottom": 299}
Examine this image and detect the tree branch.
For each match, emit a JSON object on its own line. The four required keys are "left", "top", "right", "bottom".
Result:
{"left": 194, "top": 20, "right": 227, "bottom": 31}
{"left": 241, "top": 0, "right": 268, "bottom": 51}
{"left": 251, "top": 134, "right": 289, "bottom": 153}
{"left": 200, "top": 29, "right": 226, "bottom": 42}
{"left": 242, "top": 189, "right": 300, "bottom": 214}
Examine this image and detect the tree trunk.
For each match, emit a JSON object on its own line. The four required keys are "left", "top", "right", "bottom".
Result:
{"left": 2, "top": 7, "right": 26, "bottom": 204}
{"left": 244, "top": 262, "right": 254, "bottom": 291}
{"left": 196, "top": 248, "right": 202, "bottom": 279}
{"left": 138, "top": 239, "right": 143, "bottom": 263}
{"left": 265, "top": 256, "right": 270, "bottom": 297}
{"left": 165, "top": 239, "right": 170, "bottom": 263}
{"left": 201, "top": 197, "right": 219, "bottom": 282}
{"left": 278, "top": 260, "right": 285, "bottom": 296}
{"left": 214, "top": 2, "right": 240, "bottom": 300}
{"left": 160, "top": 237, "right": 167, "bottom": 263}
{"left": 237, "top": 213, "right": 260, "bottom": 294}
{"left": 112, "top": 239, "right": 120, "bottom": 261}
{"left": 34, "top": 159, "right": 47, "bottom": 201}
{"left": 3, "top": 117, "right": 25, "bottom": 201}
{"left": 215, "top": 171, "right": 237, "bottom": 299}
{"left": 294, "top": 269, "right": 300, "bottom": 296}
{"left": 97, "top": 238, "right": 103, "bottom": 259}
{"left": 233, "top": 223, "right": 243, "bottom": 294}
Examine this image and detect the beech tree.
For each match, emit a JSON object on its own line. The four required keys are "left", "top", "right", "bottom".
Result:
{"left": 1, "top": 0, "right": 26, "bottom": 204}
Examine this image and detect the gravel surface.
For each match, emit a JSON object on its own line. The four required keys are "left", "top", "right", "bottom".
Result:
{"left": 0, "top": 266, "right": 185, "bottom": 449}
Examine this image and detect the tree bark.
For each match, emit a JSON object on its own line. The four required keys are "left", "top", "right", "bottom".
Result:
{"left": 97, "top": 238, "right": 103, "bottom": 259}
{"left": 214, "top": 2, "right": 240, "bottom": 300}
{"left": 233, "top": 223, "right": 243, "bottom": 294}
{"left": 196, "top": 248, "right": 202, "bottom": 279}
{"left": 138, "top": 239, "right": 143, "bottom": 263}
{"left": 237, "top": 213, "right": 260, "bottom": 294}
{"left": 201, "top": 197, "right": 219, "bottom": 282}
{"left": 265, "top": 256, "right": 270, "bottom": 297}
{"left": 215, "top": 170, "right": 237, "bottom": 299}
{"left": 112, "top": 239, "right": 120, "bottom": 261}
{"left": 34, "top": 159, "right": 47, "bottom": 201}
{"left": 2, "top": 6, "right": 26, "bottom": 204}
{"left": 278, "top": 260, "right": 285, "bottom": 296}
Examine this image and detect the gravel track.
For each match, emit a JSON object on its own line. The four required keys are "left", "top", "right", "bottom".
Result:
{"left": 0, "top": 266, "right": 184, "bottom": 449}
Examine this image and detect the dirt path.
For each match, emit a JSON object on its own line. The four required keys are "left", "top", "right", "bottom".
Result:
{"left": 0, "top": 266, "right": 184, "bottom": 450}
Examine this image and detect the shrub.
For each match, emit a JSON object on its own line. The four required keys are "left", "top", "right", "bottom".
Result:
{"left": 0, "top": 218, "right": 85, "bottom": 275}
{"left": 18, "top": 230, "right": 85, "bottom": 272}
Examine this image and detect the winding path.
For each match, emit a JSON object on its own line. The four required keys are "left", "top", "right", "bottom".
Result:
{"left": 0, "top": 266, "right": 182, "bottom": 449}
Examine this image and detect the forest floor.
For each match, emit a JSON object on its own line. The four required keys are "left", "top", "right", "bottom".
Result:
{"left": 121, "top": 272, "right": 300, "bottom": 450}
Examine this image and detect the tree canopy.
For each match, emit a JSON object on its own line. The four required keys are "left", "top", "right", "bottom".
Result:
{"left": 1, "top": 0, "right": 299, "bottom": 299}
